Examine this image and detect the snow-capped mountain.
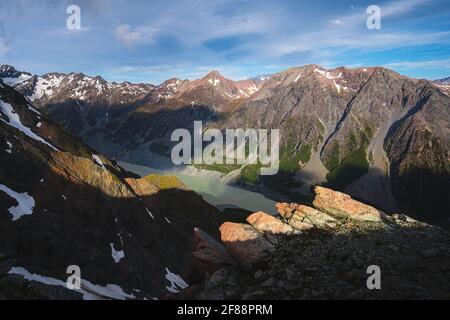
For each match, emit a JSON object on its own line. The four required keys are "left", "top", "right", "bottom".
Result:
{"left": 435, "top": 77, "right": 450, "bottom": 84}
{"left": 1, "top": 64, "right": 449, "bottom": 223}
{"left": 0, "top": 80, "right": 224, "bottom": 299}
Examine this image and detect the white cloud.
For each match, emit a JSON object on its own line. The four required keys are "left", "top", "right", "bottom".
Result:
{"left": 115, "top": 24, "right": 141, "bottom": 48}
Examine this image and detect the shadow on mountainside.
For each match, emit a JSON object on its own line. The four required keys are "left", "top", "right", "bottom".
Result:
{"left": 262, "top": 161, "right": 449, "bottom": 225}
{"left": 0, "top": 149, "right": 239, "bottom": 299}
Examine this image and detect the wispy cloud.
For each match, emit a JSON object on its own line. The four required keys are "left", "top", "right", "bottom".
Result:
{"left": 0, "top": 0, "right": 449, "bottom": 81}
{"left": 115, "top": 24, "right": 141, "bottom": 48}
{"left": 384, "top": 58, "right": 450, "bottom": 69}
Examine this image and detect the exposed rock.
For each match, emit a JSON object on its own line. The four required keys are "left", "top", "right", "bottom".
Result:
{"left": 219, "top": 222, "right": 275, "bottom": 271}
{"left": 246, "top": 211, "right": 296, "bottom": 235}
{"left": 275, "top": 202, "right": 297, "bottom": 220}
{"left": 287, "top": 219, "right": 315, "bottom": 231}
{"left": 313, "top": 186, "right": 388, "bottom": 222}
{"left": 277, "top": 202, "right": 337, "bottom": 229}
{"left": 198, "top": 197, "right": 450, "bottom": 299}
{"left": 392, "top": 213, "right": 421, "bottom": 224}
{"left": 192, "top": 227, "right": 234, "bottom": 275}
{"left": 295, "top": 205, "right": 337, "bottom": 229}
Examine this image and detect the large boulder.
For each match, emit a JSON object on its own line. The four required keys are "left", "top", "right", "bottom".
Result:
{"left": 313, "top": 186, "right": 388, "bottom": 222}
{"left": 219, "top": 222, "right": 275, "bottom": 271}
{"left": 246, "top": 211, "right": 296, "bottom": 235}
{"left": 192, "top": 227, "right": 234, "bottom": 275}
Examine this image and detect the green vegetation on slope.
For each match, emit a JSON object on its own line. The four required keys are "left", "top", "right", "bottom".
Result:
{"left": 240, "top": 163, "right": 262, "bottom": 184}
{"left": 326, "top": 147, "right": 369, "bottom": 189}
{"left": 325, "top": 141, "right": 341, "bottom": 170}
{"left": 142, "top": 174, "right": 185, "bottom": 189}
{"left": 279, "top": 143, "right": 312, "bottom": 173}
{"left": 193, "top": 163, "right": 242, "bottom": 174}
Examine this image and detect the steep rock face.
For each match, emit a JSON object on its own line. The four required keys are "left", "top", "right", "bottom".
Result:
{"left": 384, "top": 88, "right": 450, "bottom": 220}
{"left": 219, "top": 222, "right": 275, "bottom": 271}
{"left": 191, "top": 227, "right": 234, "bottom": 276}
{"left": 0, "top": 81, "right": 225, "bottom": 299}
{"left": 208, "top": 66, "right": 450, "bottom": 221}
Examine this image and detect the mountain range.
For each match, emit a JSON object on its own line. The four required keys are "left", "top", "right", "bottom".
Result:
{"left": 1, "top": 64, "right": 449, "bottom": 224}
{"left": 1, "top": 64, "right": 450, "bottom": 299}
{"left": 0, "top": 78, "right": 226, "bottom": 299}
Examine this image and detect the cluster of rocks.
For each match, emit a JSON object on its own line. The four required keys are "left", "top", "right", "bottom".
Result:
{"left": 182, "top": 186, "right": 450, "bottom": 299}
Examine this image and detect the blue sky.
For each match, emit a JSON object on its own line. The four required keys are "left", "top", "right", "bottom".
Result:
{"left": 0, "top": 0, "right": 449, "bottom": 84}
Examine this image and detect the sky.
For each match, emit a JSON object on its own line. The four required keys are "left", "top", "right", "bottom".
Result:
{"left": 0, "top": 0, "right": 449, "bottom": 84}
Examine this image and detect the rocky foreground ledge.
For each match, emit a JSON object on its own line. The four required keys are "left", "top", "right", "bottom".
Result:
{"left": 181, "top": 187, "right": 450, "bottom": 299}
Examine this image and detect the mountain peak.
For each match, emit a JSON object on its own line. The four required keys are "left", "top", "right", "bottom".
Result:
{"left": 204, "top": 70, "right": 224, "bottom": 79}
{"left": 435, "top": 77, "right": 450, "bottom": 84}
{"left": 0, "top": 64, "right": 18, "bottom": 74}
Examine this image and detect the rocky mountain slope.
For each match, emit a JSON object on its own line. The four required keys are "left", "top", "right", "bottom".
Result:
{"left": 0, "top": 80, "right": 226, "bottom": 299}
{"left": 1, "top": 64, "right": 448, "bottom": 223}
{"left": 1, "top": 78, "right": 449, "bottom": 300}
{"left": 183, "top": 186, "right": 450, "bottom": 300}
{"left": 218, "top": 65, "right": 449, "bottom": 222}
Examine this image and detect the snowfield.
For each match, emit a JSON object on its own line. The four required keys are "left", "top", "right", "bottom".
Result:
{"left": 110, "top": 243, "right": 125, "bottom": 263}
{"left": 165, "top": 267, "right": 188, "bottom": 293}
{"left": 0, "top": 183, "right": 35, "bottom": 221}
{"left": 8, "top": 266, "right": 136, "bottom": 300}
{"left": 92, "top": 154, "right": 106, "bottom": 169}
{"left": 0, "top": 100, "right": 59, "bottom": 151}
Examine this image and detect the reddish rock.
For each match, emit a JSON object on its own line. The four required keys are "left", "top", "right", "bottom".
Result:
{"left": 246, "top": 211, "right": 295, "bottom": 235}
{"left": 219, "top": 222, "right": 275, "bottom": 271}
{"left": 192, "top": 227, "right": 233, "bottom": 275}
{"left": 276, "top": 202, "right": 298, "bottom": 219}
{"left": 313, "top": 186, "right": 387, "bottom": 222}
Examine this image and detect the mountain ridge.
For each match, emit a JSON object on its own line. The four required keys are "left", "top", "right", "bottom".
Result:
{"left": 0, "top": 79, "right": 227, "bottom": 299}
{"left": 1, "top": 64, "right": 449, "bottom": 222}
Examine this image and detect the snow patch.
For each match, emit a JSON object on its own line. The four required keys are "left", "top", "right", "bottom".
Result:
{"left": 0, "top": 100, "right": 59, "bottom": 151}
{"left": 165, "top": 268, "right": 188, "bottom": 293}
{"left": 333, "top": 81, "right": 341, "bottom": 94}
{"left": 294, "top": 74, "right": 302, "bottom": 82}
{"left": 8, "top": 266, "right": 135, "bottom": 300}
{"left": 2, "top": 74, "right": 32, "bottom": 86}
{"left": 314, "top": 68, "right": 342, "bottom": 80}
{"left": 110, "top": 243, "right": 125, "bottom": 263}
{"left": 0, "top": 184, "right": 35, "bottom": 221}
{"left": 145, "top": 207, "right": 154, "bottom": 219}
{"left": 92, "top": 155, "right": 106, "bottom": 169}
{"left": 5, "top": 140, "right": 12, "bottom": 153}
{"left": 208, "top": 78, "right": 220, "bottom": 86}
